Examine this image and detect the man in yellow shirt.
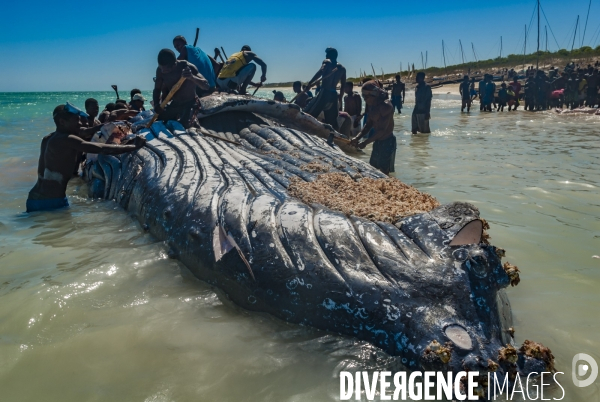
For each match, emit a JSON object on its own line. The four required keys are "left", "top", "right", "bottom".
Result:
{"left": 216, "top": 45, "right": 267, "bottom": 95}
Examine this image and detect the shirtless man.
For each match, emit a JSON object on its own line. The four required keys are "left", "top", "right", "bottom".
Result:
{"left": 84, "top": 98, "right": 101, "bottom": 126}
{"left": 390, "top": 75, "right": 405, "bottom": 114}
{"left": 350, "top": 80, "right": 395, "bottom": 175}
{"left": 412, "top": 72, "right": 432, "bottom": 134}
{"left": 343, "top": 81, "right": 362, "bottom": 136}
{"left": 303, "top": 48, "right": 346, "bottom": 130}
{"left": 292, "top": 81, "right": 310, "bottom": 108}
{"left": 153, "top": 49, "right": 209, "bottom": 128}
{"left": 26, "top": 103, "right": 146, "bottom": 212}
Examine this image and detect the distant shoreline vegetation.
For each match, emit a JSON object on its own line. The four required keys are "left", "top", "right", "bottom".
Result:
{"left": 264, "top": 45, "right": 600, "bottom": 86}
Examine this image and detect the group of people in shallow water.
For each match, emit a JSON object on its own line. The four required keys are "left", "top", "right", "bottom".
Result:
{"left": 25, "top": 33, "right": 598, "bottom": 213}
{"left": 26, "top": 36, "right": 437, "bottom": 213}
{"left": 458, "top": 62, "right": 600, "bottom": 113}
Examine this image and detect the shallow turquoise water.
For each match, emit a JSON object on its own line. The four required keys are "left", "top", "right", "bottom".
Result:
{"left": 0, "top": 91, "right": 598, "bottom": 401}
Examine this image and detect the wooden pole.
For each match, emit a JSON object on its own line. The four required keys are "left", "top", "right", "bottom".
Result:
{"left": 147, "top": 77, "right": 187, "bottom": 128}
{"left": 193, "top": 28, "right": 200, "bottom": 47}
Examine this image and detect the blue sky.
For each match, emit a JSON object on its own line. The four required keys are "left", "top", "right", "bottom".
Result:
{"left": 0, "top": 0, "right": 598, "bottom": 91}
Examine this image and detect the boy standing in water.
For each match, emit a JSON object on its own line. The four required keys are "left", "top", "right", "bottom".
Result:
{"left": 497, "top": 83, "right": 508, "bottom": 112}
{"left": 390, "top": 75, "right": 405, "bottom": 114}
{"left": 350, "top": 81, "right": 395, "bottom": 175}
{"left": 412, "top": 72, "right": 432, "bottom": 134}
{"left": 459, "top": 75, "right": 471, "bottom": 112}
{"left": 26, "top": 104, "right": 145, "bottom": 213}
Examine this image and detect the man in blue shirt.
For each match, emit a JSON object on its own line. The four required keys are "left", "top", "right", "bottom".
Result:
{"left": 173, "top": 35, "right": 217, "bottom": 97}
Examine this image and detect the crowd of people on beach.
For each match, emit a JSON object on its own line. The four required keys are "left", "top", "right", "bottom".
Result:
{"left": 25, "top": 32, "right": 599, "bottom": 213}
{"left": 458, "top": 62, "right": 600, "bottom": 113}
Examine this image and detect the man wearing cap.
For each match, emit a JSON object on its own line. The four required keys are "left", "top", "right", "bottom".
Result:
{"left": 153, "top": 48, "right": 210, "bottom": 128}
{"left": 130, "top": 93, "right": 146, "bottom": 112}
{"left": 26, "top": 103, "right": 146, "bottom": 213}
{"left": 128, "top": 89, "right": 145, "bottom": 110}
{"left": 303, "top": 48, "right": 346, "bottom": 130}
{"left": 350, "top": 80, "right": 395, "bottom": 175}
{"left": 173, "top": 35, "right": 218, "bottom": 97}
{"left": 216, "top": 45, "right": 267, "bottom": 95}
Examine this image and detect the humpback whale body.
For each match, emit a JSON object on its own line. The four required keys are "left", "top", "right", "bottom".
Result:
{"left": 85, "top": 93, "right": 553, "bottom": 396}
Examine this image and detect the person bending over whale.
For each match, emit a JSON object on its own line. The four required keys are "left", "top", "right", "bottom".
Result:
{"left": 153, "top": 49, "right": 210, "bottom": 128}
{"left": 216, "top": 45, "right": 267, "bottom": 95}
{"left": 26, "top": 103, "right": 146, "bottom": 213}
{"left": 303, "top": 47, "right": 346, "bottom": 131}
{"left": 350, "top": 80, "right": 395, "bottom": 175}
{"left": 173, "top": 35, "right": 218, "bottom": 97}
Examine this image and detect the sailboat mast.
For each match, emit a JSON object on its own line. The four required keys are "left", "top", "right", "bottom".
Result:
{"left": 523, "top": 25, "right": 527, "bottom": 71}
{"left": 537, "top": 0, "right": 540, "bottom": 69}
{"left": 442, "top": 40, "right": 447, "bottom": 77}
{"left": 582, "top": 0, "right": 592, "bottom": 46}
{"left": 572, "top": 15, "right": 579, "bottom": 51}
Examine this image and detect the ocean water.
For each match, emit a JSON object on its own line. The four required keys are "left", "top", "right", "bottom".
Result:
{"left": 0, "top": 90, "right": 598, "bottom": 401}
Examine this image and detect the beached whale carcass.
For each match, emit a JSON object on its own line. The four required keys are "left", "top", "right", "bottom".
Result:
{"left": 85, "top": 93, "right": 553, "bottom": 397}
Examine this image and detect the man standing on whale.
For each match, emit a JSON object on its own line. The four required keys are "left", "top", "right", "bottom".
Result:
{"left": 173, "top": 35, "right": 218, "bottom": 97}
{"left": 303, "top": 47, "right": 346, "bottom": 131}
{"left": 153, "top": 49, "right": 210, "bottom": 128}
{"left": 26, "top": 103, "right": 146, "bottom": 213}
